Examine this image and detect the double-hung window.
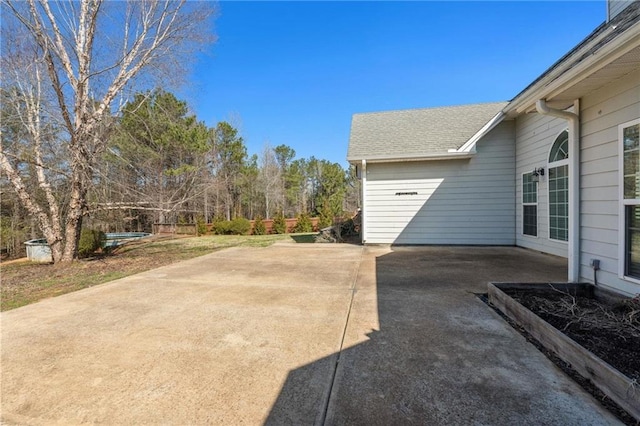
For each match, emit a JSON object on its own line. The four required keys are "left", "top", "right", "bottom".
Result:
{"left": 522, "top": 172, "right": 538, "bottom": 237}
{"left": 621, "top": 119, "right": 640, "bottom": 280}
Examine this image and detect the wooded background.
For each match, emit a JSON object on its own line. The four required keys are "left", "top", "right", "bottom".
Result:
{"left": 0, "top": 1, "right": 358, "bottom": 261}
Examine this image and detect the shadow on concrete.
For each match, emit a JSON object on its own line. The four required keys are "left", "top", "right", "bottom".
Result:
{"left": 263, "top": 247, "right": 611, "bottom": 426}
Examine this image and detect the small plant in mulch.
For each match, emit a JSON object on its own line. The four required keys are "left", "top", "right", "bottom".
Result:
{"left": 505, "top": 286, "right": 640, "bottom": 381}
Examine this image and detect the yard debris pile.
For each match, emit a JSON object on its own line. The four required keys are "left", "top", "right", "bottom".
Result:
{"left": 505, "top": 287, "right": 640, "bottom": 381}
{"left": 315, "top": 212, "right": 361, "bottom": 243}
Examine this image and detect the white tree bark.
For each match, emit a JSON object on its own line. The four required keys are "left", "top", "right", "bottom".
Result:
{"left": 1, "top": 0, "right": 215, "bottom": 262}
{"left": 258, "top": 145, "right": 282, "bottom": 219}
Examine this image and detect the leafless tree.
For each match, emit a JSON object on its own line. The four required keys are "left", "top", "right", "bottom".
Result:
{"left": 0, "top": 0, "right": 215, "bottom": 262}
{"left": 258, "top": 144, "right": 282, "bottom": 219}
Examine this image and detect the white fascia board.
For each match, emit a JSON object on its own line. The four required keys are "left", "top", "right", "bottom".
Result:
{"left": 347, "top": 152, "right": 475, "bottom": 164}
{"left": 506, "top": 21, "right": 640, "bottom": 115}
{"left": 455, "top": 112, "right": 505, "bottom": 153}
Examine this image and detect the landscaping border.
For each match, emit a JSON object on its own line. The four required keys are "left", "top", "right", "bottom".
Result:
{"left": 488, "top": 282, "right": 640, "bottom": 421}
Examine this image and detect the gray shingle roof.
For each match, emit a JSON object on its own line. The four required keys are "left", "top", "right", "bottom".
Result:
{"left": 347, "top": 102, "right": 508, "bottom": 161}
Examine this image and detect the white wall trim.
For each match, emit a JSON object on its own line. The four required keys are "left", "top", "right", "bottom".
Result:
{"left": 456, "top": 112, "right": 506, "bottom": 153}
{"left": 521, "top": 171, "right": 539, "bottom": 239}
{"left": 618, "top": 117, "right": 640, "bottom": 282}
{"left": 547, "top": 128, "right": 570, "bottom": 243}
{"left": 361, "top": 159, "right": 367, "bottom": 244}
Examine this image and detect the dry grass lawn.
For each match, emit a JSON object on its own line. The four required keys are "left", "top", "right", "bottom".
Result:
{"left": 1, "top": 234, "right": 301, "bottom": 311}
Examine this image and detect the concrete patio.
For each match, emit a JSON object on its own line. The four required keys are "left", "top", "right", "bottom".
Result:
{"left": 1, "top": 243, "right": 621, "bottom": 425}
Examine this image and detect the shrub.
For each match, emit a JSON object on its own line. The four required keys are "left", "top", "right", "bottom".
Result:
{"left": 293, "top": 213, "right": 313, "bottom": 233}
{"left": 253, "top": 215, "right": 266, "bottom": 235}
{"left": 196, "top": 215, "right": 207, "bottom": 236}
{"left": 229, "top": 217, "right": 251, "bottom": 235}
{"left": 212, "top": 220, "right": 230, "bottom": 235}
{"left": 213, "top": 218, "right": 251, "bottom": 235}
{"left": 318, "top": 202, "right": 333, "bottom": 229}
{"left": 78, "top": 229, "right": 106, "bottom": 258}
{"left": 272, "top": 211, "right": 287, "bottom": 234}
{"left": 211, "top": 216, "right": 226, "bottom": 235}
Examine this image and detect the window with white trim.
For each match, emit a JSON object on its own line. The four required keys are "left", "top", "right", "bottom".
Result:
{"left": 522, "top": 172, "right": 538, "bottom": 236}
{"left": 548, "top": 130, "right": 569, "bottom": 242}
{"left": 621, "top": 119, "right": 640, "bottom": 279}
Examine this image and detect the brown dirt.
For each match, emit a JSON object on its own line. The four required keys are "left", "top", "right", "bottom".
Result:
{"left": 503, "top": 288, "right": 640, "bottom": 381}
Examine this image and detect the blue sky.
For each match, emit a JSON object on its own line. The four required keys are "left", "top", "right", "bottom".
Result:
{"left": 182, "top": 1, "right": 605, "bottom": 167}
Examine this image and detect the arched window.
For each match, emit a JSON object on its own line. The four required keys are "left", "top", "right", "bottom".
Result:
{"left": 548, "top": 130, "right": 569, "bottom": 242}
{"left": 549, "top": 130, "right": 569, "bottom": 162}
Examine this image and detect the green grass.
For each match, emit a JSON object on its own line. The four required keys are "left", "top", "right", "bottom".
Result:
{"left": 2, "top": 233, "right": 315, "bottom": 311}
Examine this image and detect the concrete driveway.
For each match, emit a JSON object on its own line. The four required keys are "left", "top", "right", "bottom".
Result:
{"left": 1, "top": 243, "right": 621, "bottom": 425}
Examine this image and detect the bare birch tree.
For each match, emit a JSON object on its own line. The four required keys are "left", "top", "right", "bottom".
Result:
{"left": 258, "top": 144, "right": 281, "bottom": 219}
{"left": 0, "top": 0, "right": 215, "bottom": 262}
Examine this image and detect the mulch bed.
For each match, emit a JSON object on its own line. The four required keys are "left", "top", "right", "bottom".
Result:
{"left": 481, "top": 287, "right": 640, "bottom": 425}
{"left": 501, "top": 287, "right": 640, "bottom": 382}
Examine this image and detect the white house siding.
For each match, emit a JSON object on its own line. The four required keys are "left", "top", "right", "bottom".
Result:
{"left": 515, "top": 113, "right": 571, "bottom": 258}
{"left": 362, "top": 122, "right": 515, "bottom": 245}
{"left": 579, "top": 69, "right": 640, "bottom": 296}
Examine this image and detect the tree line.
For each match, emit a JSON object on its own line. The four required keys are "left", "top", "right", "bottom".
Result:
{"left": 90, "top": 90, "right": 358, "bottom": 232}
{"left": 0, "top": 0, "right": 358, "bottom": 263}
{"left": 2, "top": 88, "right": 359, "bottom": 259}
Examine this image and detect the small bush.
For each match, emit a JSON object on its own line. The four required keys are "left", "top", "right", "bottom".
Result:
{"left": 318, "top": 203, "right": 333, "bottom": 229}
{"left": 272, "top": 211, "right": 287, "bottom": 234}
{"left": 78, "top": 229, "right": 106, "bottom": 258}
{"left": 213, "top": 218, "right": 251, "bottom": 235}
{"left": 212, "top": 220, "right": 230, "bottom": 235}
{"left": 253, "top": 215, "right": 266, "bottom": 235}
{"left": 229, "top": 217, "right": 251, "bottom": 235}
{"left": 196, "top": 215, "right": 207, "bottom": 236}
{"left": 293, "top": 213, "right": 313, "bottom": 233}
{"left": 211, "top": 216, "right": 225, "bottom": 235}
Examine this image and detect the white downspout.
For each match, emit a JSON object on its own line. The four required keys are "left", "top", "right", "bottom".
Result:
{"left": 361, "top": 159, "right": 367, "bottom": 244}
{"left": 536, "top": 99, "right": 580, "bottom": 282}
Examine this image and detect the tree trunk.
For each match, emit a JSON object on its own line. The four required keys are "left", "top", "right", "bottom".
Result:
{"left": 61, "top": 187, "right": 85, "bottom": 262}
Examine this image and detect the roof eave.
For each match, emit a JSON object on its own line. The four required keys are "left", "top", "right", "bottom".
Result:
{"left": 505, "top": 19, "right": 640, "bottom": 117}
{"left": 455, "top": 112, "right": 506, "bottom": 153}
{"left": 347, "top": 151, "right": 475, "bottom": 164}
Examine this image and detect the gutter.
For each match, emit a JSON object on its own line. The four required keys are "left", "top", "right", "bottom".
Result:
{"left": 536, "top": 99, "right": 580, "bottom": 282}
{"left": 507, "top": 16, "right": 640, "bottom": 116}
{"left": 348, "top": 151, "right": 474, "bottom": 165}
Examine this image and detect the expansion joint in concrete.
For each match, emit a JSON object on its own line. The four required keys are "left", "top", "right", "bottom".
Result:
{"left": 318, "top": 247, "right": 363, "bottom": 426}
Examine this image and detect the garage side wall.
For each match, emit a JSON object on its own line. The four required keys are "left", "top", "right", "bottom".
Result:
{"left": 515, "top": 113, "right": 570, "bottom": 258}
{"left": 363, "top": 121, "right": 515, "bottom": 245}
{"left": 579, "top": 69, "right": 640, "bottom": 296}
